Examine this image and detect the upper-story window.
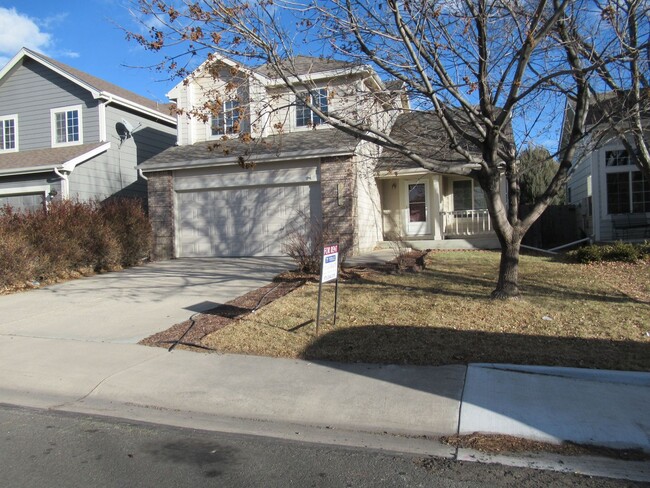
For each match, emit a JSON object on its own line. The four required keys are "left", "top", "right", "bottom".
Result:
{"left": 296, "top": 89, "right": 328, "bottom": 128}
{"left": 0, "top": 115, "right": 18, "bottom": 152}
{"left": 51, "top": 105, "right": 82, "bottom": 147}
{"left": 211, "top": 100, "right": 240, "bottom": 136}
{"left": 605, "top": 150, "right": 632, "bottom": 167}
{"left": 605, "top": 149, "right": 649, "bottom": 214}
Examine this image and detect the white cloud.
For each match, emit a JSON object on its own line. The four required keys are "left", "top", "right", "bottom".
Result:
{"left": 0, "top": 7, "right": 52, "bottom": 59}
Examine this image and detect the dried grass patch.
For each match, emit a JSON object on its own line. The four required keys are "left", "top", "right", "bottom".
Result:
{"left": 199, "top": 251, "right": 650, "bottom": 370}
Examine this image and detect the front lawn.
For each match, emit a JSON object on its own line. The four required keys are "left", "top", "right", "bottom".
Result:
{"left": 200, "top": 251, "right": 650, "bottom": 371}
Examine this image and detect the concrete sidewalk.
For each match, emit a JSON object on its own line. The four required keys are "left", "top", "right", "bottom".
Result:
{"left": 1, "top": 332, "right": 649, "bottom": 481}
{"left": 0, "top": 334, "right": 464, "bottom": 457}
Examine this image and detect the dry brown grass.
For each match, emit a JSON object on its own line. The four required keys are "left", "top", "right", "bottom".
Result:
{"left": 201, "top": 251, "right": 650, "bottom": 371}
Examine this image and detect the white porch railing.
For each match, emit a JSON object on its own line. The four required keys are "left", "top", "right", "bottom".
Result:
{"left": 442, "top": 210, "right": 493, "bottom": 236}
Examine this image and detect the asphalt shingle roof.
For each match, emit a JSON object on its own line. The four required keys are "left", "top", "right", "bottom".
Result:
{"left": 378, "top": 111, "right": 513, "bottom": 172}
{"left": 254, "top": 56, "right": 361, "bottom": 78}
{"left": 0, "top": 142, "right": 108, "bottom": 173}
{"left": 140, "top": 128, "right": 360, "bottom": 171}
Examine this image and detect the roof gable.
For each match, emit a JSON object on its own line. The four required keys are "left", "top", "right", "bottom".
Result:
{"left": 0, "top": 48, "right": 175, "bottom": 123}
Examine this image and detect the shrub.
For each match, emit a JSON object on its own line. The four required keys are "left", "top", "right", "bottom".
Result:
{"left": 0, "top": 210, "right": 39, "bottom": 287}
{"left": 602, "top": 241, "right": 639, "bottom": 263}
{"left": 567, "top": 241, "right": 646, "bottom": 264}
{"left": 101, "top": 198, "right": 152, "bottom": 266}
{"left": 0, "top": 198, "right": 153, "bottom": 290}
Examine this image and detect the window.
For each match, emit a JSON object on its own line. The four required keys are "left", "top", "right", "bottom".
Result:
{"left": 0, "top": 115, "right": 17, "bottom": 152}
{"left": 453, "top": 179, "right": 486, "bottom": 210}
{"left": 605, "top": 150, "right": 650, "bottom": 214}
{"left": 211, "top": 100, "right": 240, "bottom": 136}
{"left": 51, "top": 106, "right": 82, "bottom": 146}
{"left": 605, "top": 150, "right": 632, "bottom": 167}
{"left": 296, "top": 89, "right": 328, "bottom": 127}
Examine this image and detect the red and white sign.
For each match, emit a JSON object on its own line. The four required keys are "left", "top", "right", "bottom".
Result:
{"left": 321, "top": 244, "right": 339, "bottom": 283}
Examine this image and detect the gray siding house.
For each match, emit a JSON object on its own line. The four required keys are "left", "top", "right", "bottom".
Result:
{"left": 0, "top": 48, "right": 177, "bottom": 211}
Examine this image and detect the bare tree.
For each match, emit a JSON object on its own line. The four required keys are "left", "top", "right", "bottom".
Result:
{"left": 126, "top": 0, "right": 629, "bottom": 298}
{"left": 562, "top": 0, "right": 649, "bottom": 179}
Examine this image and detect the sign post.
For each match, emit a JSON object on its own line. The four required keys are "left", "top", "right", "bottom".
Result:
{"left": 316, "top": 243, "right": 339, "bottom": 336}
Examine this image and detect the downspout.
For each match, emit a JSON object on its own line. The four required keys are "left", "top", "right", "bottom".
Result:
{"left": 53, "top": 167, "right": 70, "bottom": 199}
{"left": 98, "top": 94, "right": 113, "bottom": 142}
{"left": 137, "top": 168, "right": 148, "bottom": 180}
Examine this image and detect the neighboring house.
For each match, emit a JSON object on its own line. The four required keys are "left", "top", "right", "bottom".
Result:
{"left": 564, "top": 95, "right": 650, "bottom": 241}
{"left": 141, "top": 54, "right": 500, "bottom": 259}
{"left": 0, "top": 48, "right": 177, "bottom": 212}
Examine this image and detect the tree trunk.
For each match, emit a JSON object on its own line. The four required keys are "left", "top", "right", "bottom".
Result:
{"left": 491, "top": 237, "right": 522, "bottom": 300}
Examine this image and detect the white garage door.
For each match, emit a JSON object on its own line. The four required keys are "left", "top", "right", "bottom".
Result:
{"left": 177, "top": 184, "right": 318, "bottom": 257}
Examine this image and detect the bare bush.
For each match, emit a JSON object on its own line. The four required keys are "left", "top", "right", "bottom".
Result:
{"left": 383, "top": 231, "right": 412, "bottom": 271}
{"left": 283, "top": 211, "right": 335, "bottom": 274}
{"left": 101, "top": 198, "right": 153, "bottom": 267}
{"left": 0, "top": 198, "right": 153, "bottom": 290}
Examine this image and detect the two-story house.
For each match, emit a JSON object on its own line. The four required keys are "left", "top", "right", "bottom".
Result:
{"left": 564, "top": 94, "right": 650, "bottom": 241}
{"left": 0, "top": 48, "right": 177, "bottom": 212}
{"left": 140, "top": 54, "right": 500, "bottom": 259}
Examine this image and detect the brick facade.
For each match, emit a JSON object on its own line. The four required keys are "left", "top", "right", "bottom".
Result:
{"left": 320, "top": 156, "right": 358, "bottom": 257}
{"left": 147, "top": 171, "right": 175, "bottom": 260}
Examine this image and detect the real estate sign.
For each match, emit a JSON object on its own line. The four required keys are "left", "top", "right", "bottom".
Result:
{"left": 321, "top": 244, "right": 339, "bottom": 283}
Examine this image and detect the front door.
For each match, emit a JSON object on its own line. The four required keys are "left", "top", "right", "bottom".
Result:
{"left": 404, "top": 180, "right": 431, "bottom": 236}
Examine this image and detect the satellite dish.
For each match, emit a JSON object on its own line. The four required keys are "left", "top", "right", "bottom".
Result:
{"left": 116, "top": 118, "right": 143, "bottom": 147}
{"left": 121, "top": 118, "right": 136, "bottom": 136}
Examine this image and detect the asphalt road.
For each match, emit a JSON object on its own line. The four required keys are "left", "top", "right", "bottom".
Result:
{"left": 0, "top": 404, "right": 643, "bottom": 488}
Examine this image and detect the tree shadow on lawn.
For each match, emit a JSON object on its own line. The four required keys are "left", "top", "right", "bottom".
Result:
{"left": 302, "top": 324, "right": 650, "bottom": 372}
{"left": 345, "top": 267, "right": 645, "bottom": 305}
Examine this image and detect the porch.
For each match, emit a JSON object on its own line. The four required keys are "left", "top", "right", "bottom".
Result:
{"left": 376, "top": 171, "right": 504, "bottom": 245}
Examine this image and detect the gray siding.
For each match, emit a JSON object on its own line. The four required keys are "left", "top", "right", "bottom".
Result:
{"left": 68, "top": 106, "right": 176, "bottom": 201}
{"left": 0, "top": 58, "right": 100, "bottom": 151}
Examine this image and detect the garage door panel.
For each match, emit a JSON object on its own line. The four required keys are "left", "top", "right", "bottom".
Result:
{"left": 177, "top": 183, "right": 318, "bottom": 257}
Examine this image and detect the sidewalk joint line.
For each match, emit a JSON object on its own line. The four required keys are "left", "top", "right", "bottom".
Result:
{"left": 453, "top": 365, "right": 469, "bottom": 460}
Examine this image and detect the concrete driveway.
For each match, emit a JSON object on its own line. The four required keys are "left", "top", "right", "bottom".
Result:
{"left": 0, "top": 257, "right": 292, "bottom": 343}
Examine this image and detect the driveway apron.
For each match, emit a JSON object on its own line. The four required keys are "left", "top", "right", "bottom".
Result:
{"left": 0, "top": 258, "right": 292, "bottom": 343}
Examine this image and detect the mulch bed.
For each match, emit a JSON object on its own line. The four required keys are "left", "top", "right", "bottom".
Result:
{"left": 139, "top": 274, "right": 306, "bottom": 351}
{"left": 139, "top": 250, "right": 429, "bottom": 351}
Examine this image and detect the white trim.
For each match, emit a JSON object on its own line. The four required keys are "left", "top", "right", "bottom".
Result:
{"left": 376, "top": 168, "right": 432, "bottom": 178}
{"left": 60, "top": 142, "right": 111, "bottom": 172}
{"left": 0, "top": 185, "right": 49, "bottom": 197}
{"left": 97, "top": 93, "right": 176, "bottom": 125}
{"left": 0, "top": 114, "right": 18, "bottom": 153}
{"left": 98, "top": 100, "right": 108, "bottom": 142}
{"left": 50, "top": 105, "right": 83, "bottom": 147}
{"left": 0, "top": 164, "right": 57, "bottom": 176}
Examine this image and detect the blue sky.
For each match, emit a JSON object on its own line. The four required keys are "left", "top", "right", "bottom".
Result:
{"left": 0, "top": 1, "right": 172, "bottom": 102}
